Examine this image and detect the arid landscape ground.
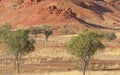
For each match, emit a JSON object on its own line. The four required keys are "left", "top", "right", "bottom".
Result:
{"left": 0, "top": 0, "right": 120, "bottom": 75}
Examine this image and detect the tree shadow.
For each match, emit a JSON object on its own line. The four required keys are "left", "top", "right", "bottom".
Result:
{"left": 77, "top": 18, "right": 108, "bottom": 29}
{"left": 75, "top": 1, "right": 114, "bottom": 20}
{"left": 78, "top": 2, "right": 113, "bottom": 14}
{"left": 76, "top": 18, "right": 120, "bottom": 30}
{"left": 90, "top": 2, "right": 113, "bottom": 13}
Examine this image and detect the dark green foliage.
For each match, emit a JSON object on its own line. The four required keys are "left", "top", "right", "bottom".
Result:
{"left": 6, "top": 29, "right": 34, "bottom": 73}
{"left": 5, "top": 29, "right": 34, "bottom": 54}
{"left": 0, "top": 28, "right": 35, "bottom": 73}
{"left": 0, "top": 22, "right": 11, "bottom": 33}
{"left": 0, "top": 23, "right": 11, "bottom": 72}
{"left": 66, "top": 30, "right": 104, "bottom": 57}
{"left": 66, "top": 30, "right": 104, "bottom": 75}
{"left": 63, "top": 28, "right": 69, "bottom": 34}
{"left": 28, "top": 26, "right": 42, "bottom": 35}
{"left": 0, "top": 23, "right": 11, "bottom": 43}
{"left": 41, "top": 25, "right": 52, "bottom": 42}
{"left": 98, "top": 31, "right": 116, "bottom": 41}
{"left": 28, "top": 26, "right": 42, "bottom": 41}
{"left": 28, "top": 25, "right": 53, "bottom": 42}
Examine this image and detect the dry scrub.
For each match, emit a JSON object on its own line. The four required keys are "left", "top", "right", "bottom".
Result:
{"left": 10, "top": 71, "right": 120, "bottom": 75}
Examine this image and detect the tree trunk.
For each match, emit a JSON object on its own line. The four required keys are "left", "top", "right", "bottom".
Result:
{"left": 45, "top": 34, "right": 49, "bottom": 42}
{"left": 5, "top": 50, "right": 7, "bottom": 73}
{"left": 14, "top": 54, "right": 16, "bottom": 71}
{"left": 82, "top": 56, "right": 89, "bottom": 75}
{"left": 83, "top": 61, "right": 87, "bottom": 75}
{"left": 14, "top": 52, "right": 19, "bottom": 73}
{"left": 34, "top": 34, "right": 37, "bottom": 42}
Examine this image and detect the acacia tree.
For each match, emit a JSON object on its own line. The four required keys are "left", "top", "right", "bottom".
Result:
{"left": 41, "top": 25, "right": 52, "bottom": 42}
{"left": 0, "top": 24, "right": 11, "bottom": 40}
{"left": 0, "top": 29, "right": 35, "bottom": 73}
{"left": 28, "top": 26, "right": 42, "bottom": 42}
{"left": 66, "top": 30, "right": 105, "bottom": 75}
{"left": 0, "top": 23, "right": 11, "bottom": 73}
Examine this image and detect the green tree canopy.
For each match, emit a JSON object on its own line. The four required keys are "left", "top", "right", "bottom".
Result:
{"left": 0, "top": 23, "right": 12, "bottom": 72}
{"left": 5, "top": 29, "right": 34, "bottom": 54}
{"left": 28, "top": 26, "right": 42, "bottom": 41}
{"left": 41, "top": 25, "right": 52, "bottom": 42}
{"left": 66, "top": 30, "right": 104, "bottom": 75}
{"left": 0, "top": 29, "right": 35, "bottom": 73}
{"left": 0, "top": 23, "right": 11, "bottom": 39}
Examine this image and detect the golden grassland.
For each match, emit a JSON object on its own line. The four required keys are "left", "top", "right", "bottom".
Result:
{"left": 0, "top": 31, "right": 120, "bottom": 74}
{"left": 8, "top": 70, "right": 120, "bottom": 75}
{"left": 24, "top": 31, "right": 120, "bottom": 61}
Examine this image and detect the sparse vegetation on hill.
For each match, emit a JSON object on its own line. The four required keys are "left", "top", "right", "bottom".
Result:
{"left": 0, "top": 0, "right": 120, "bottom": 34}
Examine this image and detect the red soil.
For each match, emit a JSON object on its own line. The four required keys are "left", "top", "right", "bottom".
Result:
{"left": 0, "top": 0, "right": 120, "bottom": 34}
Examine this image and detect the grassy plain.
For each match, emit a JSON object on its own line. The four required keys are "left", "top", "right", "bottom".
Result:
{"left": 9, "top": 71, "right": 120, "bottom": 75}
{"left": 0, "top": 31, "right": 120, "bottom": 74}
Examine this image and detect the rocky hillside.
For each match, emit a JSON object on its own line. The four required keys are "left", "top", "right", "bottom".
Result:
{"left": 0, "top": 0, "right": 120, "bottom": 34}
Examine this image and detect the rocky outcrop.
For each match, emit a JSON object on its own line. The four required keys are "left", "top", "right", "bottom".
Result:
{"left": 39, "top": 5, "right": 77, "bottom": 20}
{"left": 21, "top": 0, "right": 41, "bottom": 7}
{"left": 0, "top": 0, "right": 120, "bottom": 32}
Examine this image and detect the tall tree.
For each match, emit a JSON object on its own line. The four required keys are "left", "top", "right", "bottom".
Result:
{"left": 66, "top": 30, "right": 105, "bottom": 75}
{"left": 0, "top": 29, "right": 35, "bottom": 73}
{"left": 0, "top": 23, "right": 11, "bottom": 73}
{"left": 41, "top": 25, "right": 52, "bottom": 42}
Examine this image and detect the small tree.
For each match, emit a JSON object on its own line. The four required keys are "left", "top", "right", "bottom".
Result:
{"left": 41, "top": 25, "right": 52, "bottom": 42}
{"left": 99, "top": 31, "right": 116, "bottom": 41}
{"left": 0, "top": 22, "right": 11, "bottom": 34}
{"left": 63, "top": 27, "right": 69, "bottom": 34}
{"left": 0, "top": 29, "right": 35, "bottom": 73}
{"left": 66, "top": 30, "right": 104, "bottom": 75}
{"left": 28, "top": 26, "right": 42, "bottom": 42}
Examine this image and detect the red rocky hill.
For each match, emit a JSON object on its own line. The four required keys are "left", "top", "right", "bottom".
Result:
{"left": 0, "top": 0, "right": 120, "bottom": 34}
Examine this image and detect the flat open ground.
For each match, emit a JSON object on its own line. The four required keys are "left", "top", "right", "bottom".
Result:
{"left": 0, "top": 31, "right": 120, "bottom": 73}
{"left": 6, "top": 71, "right": 120, "bottom": 75}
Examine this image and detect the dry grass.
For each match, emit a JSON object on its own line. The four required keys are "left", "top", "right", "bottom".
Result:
{"left": 9, "top": 71, "right": 120, "bottom": 75}
{"left": 0, "top": 32, "right": 120, "bottom": 73}
{"left": 24, "top": 32, "right": 120, "bottom": 61}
